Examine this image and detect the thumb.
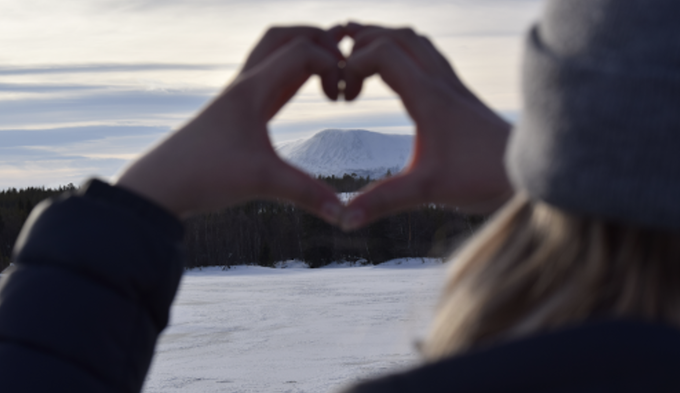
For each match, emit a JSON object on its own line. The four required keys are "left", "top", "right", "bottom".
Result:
{"left": 261, "top": 157, "right": 343, "bottom": 225}
{"left": 340, "top": 171, "right": 429, "bottom": 231}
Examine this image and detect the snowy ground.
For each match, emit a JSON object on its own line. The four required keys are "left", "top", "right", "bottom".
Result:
{"left": 143, "top": 258, "right": 449, "bottom": 393}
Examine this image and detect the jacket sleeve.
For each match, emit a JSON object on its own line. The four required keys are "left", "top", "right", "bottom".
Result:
{"left": 0, "top": 179, "right": 185, "bottom": 393}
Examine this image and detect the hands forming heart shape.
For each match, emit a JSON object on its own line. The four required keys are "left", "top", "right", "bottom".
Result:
{"left": 116, "top": 23, "right": 513, "bottom": 231}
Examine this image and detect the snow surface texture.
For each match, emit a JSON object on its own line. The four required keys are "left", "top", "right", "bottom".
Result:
{"left": 143, "top": 258, "right": 446, "bottom": 393}
{"left": 276, "top": 129, "right": 414, "bottom": 179}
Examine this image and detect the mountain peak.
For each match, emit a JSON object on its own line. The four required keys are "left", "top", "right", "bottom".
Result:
{"left": 276, "top": 129, "right": 414, "bottom": 179}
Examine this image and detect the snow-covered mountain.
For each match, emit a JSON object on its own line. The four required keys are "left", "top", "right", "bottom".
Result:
{"left": 276, "top": 129, "right": 414, "bottom": 179}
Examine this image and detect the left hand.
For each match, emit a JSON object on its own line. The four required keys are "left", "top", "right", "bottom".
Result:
{"left": 116, "top": 26, "right": 346, "bottom": 223}
{"left": 339, "top": 23, "right": 513, "bottom": 231}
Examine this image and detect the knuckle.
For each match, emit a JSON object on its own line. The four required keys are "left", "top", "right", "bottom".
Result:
{"left": 264, "top": 26, "right": 283, "bottom": 37}
{"left": 290, "top": 36, "right": 314, "bottom": 50}
{"left": 419, "top": 35, "right": 434, "bottom": 46}
{"left": 397, "top": 27, "right": 418, "bottom": 39}
{"left": 352, "top": 30, "right": 372, "bottom": 44}
{"left": 308, "top": 26, "right": 325, "bottom": 38}
{"left": 372, "top": 37, "right": 398, "bottom": 54}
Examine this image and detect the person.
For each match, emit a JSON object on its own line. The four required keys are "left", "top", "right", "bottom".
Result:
{"left": 1, "top": 0, "right": 679, "bottom": 392}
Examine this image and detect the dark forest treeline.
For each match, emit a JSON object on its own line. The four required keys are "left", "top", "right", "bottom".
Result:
{"left": 318, "top": 173, "right": 373, "bottom": 192}
{"left": 0, "top": 184, "right": 77, "bottom": 270}
{"left": 185, "top": 174, "right": 484, "bottom": 268}
{"left": 183, "top": 199, "right": 480, "bottom": 269}
{"left": 0, "top": 176, "right": 484, "bottom": 271}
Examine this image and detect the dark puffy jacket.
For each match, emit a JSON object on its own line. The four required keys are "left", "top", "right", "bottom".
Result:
{"left": 343, "top": 319, "right": 680, "bottom": 393}
{"left": 0, "top": 180, "right": 184, "bottom": 392}
{"left": 1, "top": 180, "right": 680, "bottom": 392}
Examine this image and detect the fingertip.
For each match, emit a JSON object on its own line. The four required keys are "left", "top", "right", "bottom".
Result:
{"left": 320, "top": 64, "right": 341, "bottom": 101}
{"left": 340, "top": 207, "right": 365, "bottom": 232}
{"left": 322, "top": 79, "right": 339, "bottom": 101}
{"left": 327, "top": 24, "right": 347, "bottom": 43}
{"left": 346, "top": 21, "right": 364, "bottom": 37}
{"left": 343, "top": 73, "right": 363, "bottom": 101}
{"left": 320, "top": 201, "right": 343, "bottom": 226}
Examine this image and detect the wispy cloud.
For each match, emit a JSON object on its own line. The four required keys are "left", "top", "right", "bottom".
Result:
{"left": 0, "top": 63, "right": 236, "bottom": 76}
{"left": 0, "top": 125, "right": 168, "bottom": 147}
{"left": 0, "top": 125, "right": 170, "bottom": 188}
{"left": 0, "top": 0, "right": 540, "bottom": 187}
{"left": 0, "top": 88, "right": 214, "bottom": 130}
{"left": 0, "top": 156, "right": 128, "bottom": 189}
{"left": 0, "top": 83, "right": 105, "bottom": 93}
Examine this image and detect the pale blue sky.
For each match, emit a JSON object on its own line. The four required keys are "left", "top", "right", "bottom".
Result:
{"left": 0, "top": 0, "right": 542, "bottom": 188}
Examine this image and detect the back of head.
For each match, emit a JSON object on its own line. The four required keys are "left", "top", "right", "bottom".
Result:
{"left": 507, "top": 0, "right": 680, "bottom": 230}
{"left": 425, "top": 0, "right": 680, "bottom": 359}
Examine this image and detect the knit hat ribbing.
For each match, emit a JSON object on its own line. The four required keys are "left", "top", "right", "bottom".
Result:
{"left": 506, "top": 0, "right": 680, "bottom": 230}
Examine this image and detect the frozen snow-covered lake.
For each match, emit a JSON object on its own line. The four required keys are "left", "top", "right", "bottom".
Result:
{"left": 143, "top": 258, "right": 448, "bottom": 393}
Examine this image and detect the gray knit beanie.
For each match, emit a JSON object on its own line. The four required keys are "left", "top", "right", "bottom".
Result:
{"left": 506, "top": 0, "right": 680, "bottom": 231}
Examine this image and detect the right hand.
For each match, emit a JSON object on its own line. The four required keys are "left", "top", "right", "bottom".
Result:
{"left": 116, "top": 26, "right": 346, "bottom": 222}
{"left": 340, "top": 23, "right": 513, "bottom": 231}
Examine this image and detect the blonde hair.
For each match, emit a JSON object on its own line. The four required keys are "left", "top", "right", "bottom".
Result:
{"left": 423, "top": 193, "right": 680, "bottom": 360}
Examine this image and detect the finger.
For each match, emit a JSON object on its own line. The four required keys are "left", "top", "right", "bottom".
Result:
{"left": 345, "top": 21, "right": 367, "bottom": 36}
{"left": 351, "top": 27, "right": 453, "bottom": 78}
{"left": 340, "top": 171, "right": 431, "bottom": 231}
{"left": 344, "top": 38, "right": 425, "bottom": 116}
{"left": 243, "top": 26, "right": 343, "bottom": 72}
{"left": 327, "top": 25, "right": 348, "bottom": 96}
{"left": 260, "top": 157, "right": 343, "bottom": 225}
{"left": 347, "top": 22, "right": 451, "bottom": 73}
{"left": 417, "top": 35, "right": 458, "bottom": 78}
{"left": 242, "top": 36, "right": 341, "bottom": 115}
{"left": 327, "top": 24, "right": 347, "bottom": 43}
{"left": 348, "top": 23, "right": 477, "bottom": 102}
